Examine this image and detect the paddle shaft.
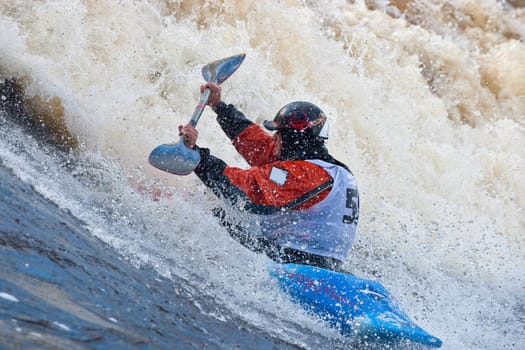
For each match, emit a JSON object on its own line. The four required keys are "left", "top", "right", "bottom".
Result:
{"left": 189, "top": 88, "right": 211, "bottom": 127}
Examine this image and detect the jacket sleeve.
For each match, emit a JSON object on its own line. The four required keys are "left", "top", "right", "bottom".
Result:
{"left": 214, "top": 101, "right": 277, "bottom": 166}
{"left": 214, "top": 101, "right": 253, "bottom": 139}
{"left": 193, "top": 145, "right": 251, "bottom": 210}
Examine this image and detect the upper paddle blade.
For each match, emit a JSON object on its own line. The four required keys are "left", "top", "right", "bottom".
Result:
{"left": 202, "top": 53, "right": 246, "bottom": 84}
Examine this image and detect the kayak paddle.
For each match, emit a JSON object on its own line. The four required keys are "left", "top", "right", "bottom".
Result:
{"left": 148, "top": 53, "right": 246, "bottom": 175}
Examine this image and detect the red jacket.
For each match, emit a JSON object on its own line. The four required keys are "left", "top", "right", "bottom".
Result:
{"left": 226, "top": 124, "right": 331, "bottom": 210}
{"left": 194, "top": 102, "right": 336, "bottom": 213}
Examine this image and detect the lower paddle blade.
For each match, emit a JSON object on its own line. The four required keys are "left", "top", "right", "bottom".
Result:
{"left": 148, "top": 141, "right": 201, "bottom": 176}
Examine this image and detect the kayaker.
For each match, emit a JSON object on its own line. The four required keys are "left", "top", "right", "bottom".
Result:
{"left": 178, "top": 82, "right": 359, "bottom": 272}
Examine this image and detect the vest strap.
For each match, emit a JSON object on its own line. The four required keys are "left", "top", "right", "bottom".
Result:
{"left": 283, "top": 178, "right": 334, "bottom": 210}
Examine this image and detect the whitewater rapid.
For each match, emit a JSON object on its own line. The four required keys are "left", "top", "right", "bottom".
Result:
{"left": 1, "top": 1, "right": 524, "bottom": 349}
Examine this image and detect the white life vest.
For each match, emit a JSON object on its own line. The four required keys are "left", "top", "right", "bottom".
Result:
{"left": 254, "top": 159, "right": 359, "bottom": 262}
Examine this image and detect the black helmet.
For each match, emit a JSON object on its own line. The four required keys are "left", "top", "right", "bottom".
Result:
{"left": 264, "top": 101, "right": 329, "bottom": 160}
{"left": 263, "top": 101, "right": 328, "bottom": 140}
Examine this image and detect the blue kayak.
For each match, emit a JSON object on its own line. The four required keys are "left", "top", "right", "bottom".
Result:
{"left": 268, "top": 263, "right": 442, "bottom": 348}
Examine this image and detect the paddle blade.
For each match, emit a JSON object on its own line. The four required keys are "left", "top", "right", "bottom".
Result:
{"left": 202, "top": 53, "right": 246, "bottom": 84}
{"left": 148, "top": 141, "right": 201, "bottom": 176}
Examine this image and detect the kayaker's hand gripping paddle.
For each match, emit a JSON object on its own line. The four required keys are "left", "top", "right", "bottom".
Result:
{"left": 148, "top": 53, "right": 246, "bottom": 175}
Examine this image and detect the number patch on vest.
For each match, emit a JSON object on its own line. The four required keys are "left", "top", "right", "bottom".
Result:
{"left": 343, "top": 188, "right": 359, "bottom": 224}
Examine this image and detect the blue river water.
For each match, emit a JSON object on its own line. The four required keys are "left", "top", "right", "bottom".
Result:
{"left": 0, "top": 160, "right": 304, "bottom": 350}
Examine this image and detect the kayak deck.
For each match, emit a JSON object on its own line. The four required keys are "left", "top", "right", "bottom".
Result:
{"left": 268, "top": 263, "right": 442, "bottom": 348}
